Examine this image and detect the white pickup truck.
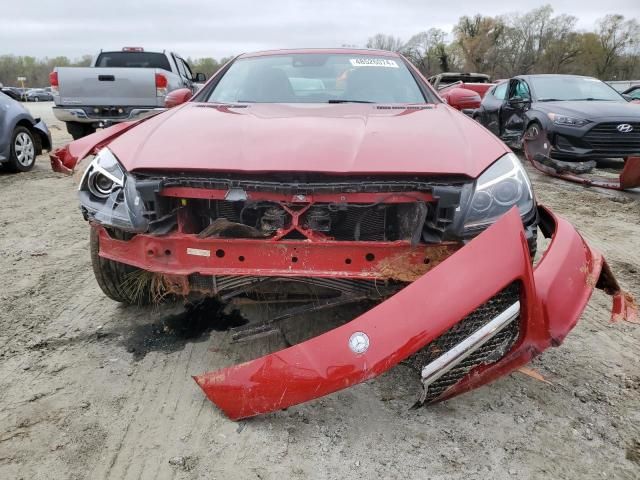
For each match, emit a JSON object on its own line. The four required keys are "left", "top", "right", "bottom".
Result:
{"left": 50, "top": 48, "right": 206, "bottom": 139}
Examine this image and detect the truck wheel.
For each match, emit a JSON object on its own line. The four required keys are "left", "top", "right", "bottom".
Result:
{"left": 90, "top": 228, "right": 152, "bottom": 305}
{"left": 6, "top": 126, "right": 37, "bottom": 172}
{"left": 67, "top": 122, "right": 96, "bottom": 140}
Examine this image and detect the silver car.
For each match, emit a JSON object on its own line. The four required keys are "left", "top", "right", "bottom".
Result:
{"left": 0, "top": 92, "right": 52, "bottom": 172}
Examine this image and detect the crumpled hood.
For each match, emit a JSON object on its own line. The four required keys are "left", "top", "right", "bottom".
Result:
{"left": 533, "top": 100, "right": 640, "bottom": 120}
{"left": 107, "top": 102, "right": 508, "bottom": 178}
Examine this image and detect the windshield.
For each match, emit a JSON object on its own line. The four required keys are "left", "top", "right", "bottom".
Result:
{"left": 95, "top": 52, "right": 171, "bottom": 71}
{"left": 529, "top": 76, "right": 625, "bottom": 102}
{"left": 206, "top": 53, "right": 427, "bottom": 104}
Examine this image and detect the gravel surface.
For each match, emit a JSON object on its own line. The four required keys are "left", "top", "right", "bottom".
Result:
{"left": 1, "top": 102, "right": 639, "bottom": 480}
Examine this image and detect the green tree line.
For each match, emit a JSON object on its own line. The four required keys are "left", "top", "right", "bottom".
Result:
{"left": 1, "top": 6, "right": 638, "bottom": 88}
{"left": 0, "top": 54, "right": 233, "bottom": 88}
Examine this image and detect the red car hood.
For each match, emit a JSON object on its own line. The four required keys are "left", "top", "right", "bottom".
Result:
{"left": 107, "top": 103, "right": 508, "bottom": 178}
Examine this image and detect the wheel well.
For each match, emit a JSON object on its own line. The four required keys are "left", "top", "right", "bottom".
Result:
{"left": 15, "top": 119, "right": 33, "bottom": 130}
{"left": 14, "top": 120, "right": 47, "bottom": 154}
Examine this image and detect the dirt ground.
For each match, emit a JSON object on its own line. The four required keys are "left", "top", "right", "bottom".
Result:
{"left": 1, "top": 102, "right": 639, "bottom": 480}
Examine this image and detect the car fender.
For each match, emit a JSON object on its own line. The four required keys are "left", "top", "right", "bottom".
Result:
{"left": 32, "top": 119, "right": 52, "bottom": 152}
{"left": 49, "top": 120, "right": 141, "bottom": 174}
{"left": 524, "top": 109, "right": 551, "bottom": 132}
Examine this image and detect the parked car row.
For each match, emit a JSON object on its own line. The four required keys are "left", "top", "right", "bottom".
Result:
{"left": 0, "top": 86, "right": 54, "bottom": 102}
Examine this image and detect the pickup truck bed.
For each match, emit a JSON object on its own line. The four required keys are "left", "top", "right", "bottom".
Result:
{"left": 51, "top": 49, "right": 202, "bottom": 139}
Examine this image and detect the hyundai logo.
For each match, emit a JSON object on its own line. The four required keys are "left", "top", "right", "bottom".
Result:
{"left": 617, "top": 124, "right": 634, "bottom": 133}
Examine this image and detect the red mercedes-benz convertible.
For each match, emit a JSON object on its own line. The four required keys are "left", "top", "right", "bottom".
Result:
{"left": 51, "top": 48, "right": 635, "bottom": 420}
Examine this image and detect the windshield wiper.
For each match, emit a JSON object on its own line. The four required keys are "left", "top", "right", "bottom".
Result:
{"left": 537, "top": 98, "right": 563, "bottom": 102}
{"left": 568, "top": 98, "right": 611, "bottom": 101}
{"left": 327, "top": 99, "right": 374, "bottom": 104}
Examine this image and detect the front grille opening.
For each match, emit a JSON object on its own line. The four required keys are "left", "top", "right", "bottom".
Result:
{"left": 405, "top": 281, "right": 522, "bottom": 403}
{"left": 187, "top": 274, "right": 408, "bottom": 300}
{"left": 584, "top": 122, "right": 640, "bottom": 156}
{"left": 181, "top": 199, "right": 432, "bottom": 242}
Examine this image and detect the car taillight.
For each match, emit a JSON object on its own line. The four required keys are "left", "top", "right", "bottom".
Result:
{"left": 49, "top": 71, "right": 59, "bottom": 95}
{"left": 155, "top": 73, "right": 168, "bottom": 97}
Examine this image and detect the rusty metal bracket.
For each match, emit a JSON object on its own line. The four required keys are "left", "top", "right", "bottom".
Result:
{"left": 523, "top": 131, "right": 640, "bottom": 191}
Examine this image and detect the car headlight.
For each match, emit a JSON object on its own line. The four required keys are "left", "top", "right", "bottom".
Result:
{"left": 80, "top": 148, "right": 125, "bottom": 199}
{"left": 78, "top": 148, "right": 149, "bottom": 232}
{"left": 464, "top": 153, "right": 534, "bottom": 230}
{"left": 547, "top": 113, "right": 589, "bottom": 127}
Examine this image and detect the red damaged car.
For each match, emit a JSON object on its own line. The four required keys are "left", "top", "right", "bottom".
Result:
{"left": 51, "top": 48, "right": 635, "bottom": 420}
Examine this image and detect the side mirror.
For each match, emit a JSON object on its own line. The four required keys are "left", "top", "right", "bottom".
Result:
{"left": 622, "top": 93, "right": 632, "bottom": 102}
{"left": 164, "top": 88, "right": 193, "bottom": 108}
{"left": 194, "top": 72, "right": 207, "bottom": 83}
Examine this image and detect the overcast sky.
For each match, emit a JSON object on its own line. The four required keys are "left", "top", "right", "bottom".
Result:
{"left": 1, "top": 0, "right": 638, "bottom": 59}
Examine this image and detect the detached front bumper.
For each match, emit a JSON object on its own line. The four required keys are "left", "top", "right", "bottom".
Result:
{"left": 192, "top": 207, "right": 635, "bottom": 420}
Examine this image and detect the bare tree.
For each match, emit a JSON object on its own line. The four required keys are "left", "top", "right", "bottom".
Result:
{"left": 403, "top": 28, "right": 452, "bottom": 75}
{"left": 454, "top": 15, "right": 505, "bottom": 75}
{"left": 366, "top": 34, "right": 405, "bottom": 52}
{"left": 596, "top": 15, "right": 640, "bottom": 78}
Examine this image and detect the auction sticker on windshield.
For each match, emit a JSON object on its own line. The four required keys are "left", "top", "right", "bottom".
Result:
{"left": 350, "top": 58, "right": 399, "bottom": 68}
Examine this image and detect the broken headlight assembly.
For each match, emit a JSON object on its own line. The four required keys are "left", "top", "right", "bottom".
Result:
{"left": 78, "top": 148, "right": 149, "bottom": 232}
{"left": 81, "top": 148, "right": 125, "bottom": 198}
{"left": 463, "top": 153, "right": 535, "bottom": 230}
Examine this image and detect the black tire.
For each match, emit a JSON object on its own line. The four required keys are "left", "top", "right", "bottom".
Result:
{"left": 90, "top": 228, "right": 152, "bottom": 305}
{"left": 6, "top": 126, "right": 37, "bottom": 173}
{"left": 66, "top": 122, "right": 96, "bottom": 140}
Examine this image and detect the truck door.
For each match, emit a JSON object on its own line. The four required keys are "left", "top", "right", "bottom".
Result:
{"left": 499, "top": 79, "right": 531, "bottom": 144}
{"left": 174, "top": 56, "right": 196, "bottom": 92}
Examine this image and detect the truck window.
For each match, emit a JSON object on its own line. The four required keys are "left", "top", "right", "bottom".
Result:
{"left": 95, "top": 52, "right": 171, "bottom": 71}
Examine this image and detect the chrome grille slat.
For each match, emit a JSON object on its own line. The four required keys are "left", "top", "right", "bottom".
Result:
{"left": 406, "top": 282, "right": 522, "bottom": 403}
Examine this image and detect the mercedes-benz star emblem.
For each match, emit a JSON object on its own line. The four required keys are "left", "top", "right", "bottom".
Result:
{"left": 617, "top": 123, "right": 633, "bottom": 133}
{"left": 348, "top": 332, "right": 370, "bottom": 354}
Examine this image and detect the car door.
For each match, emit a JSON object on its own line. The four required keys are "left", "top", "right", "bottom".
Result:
{"left": 479, "top": 82, "right": 508, "bottom": 136}
{"left": 499, "top": 79, "right": 531, "bottom": 143}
